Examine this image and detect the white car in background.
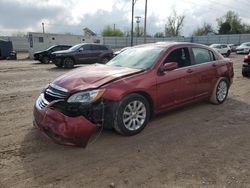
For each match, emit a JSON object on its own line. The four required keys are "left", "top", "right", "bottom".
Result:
{"left": 236, "top": 42, "right": 250, "bottom": 54}
{"left": 209, "top": 44, "right": 231, "bottom": 57}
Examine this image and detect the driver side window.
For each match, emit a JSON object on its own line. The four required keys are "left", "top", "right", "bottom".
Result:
{"left": 164, "top": 48, "right": 191, "bottom": 68}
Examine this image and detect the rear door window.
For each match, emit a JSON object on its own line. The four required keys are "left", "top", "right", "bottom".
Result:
{"left": 192, "top": 48, "right": 214, "bottom": 65}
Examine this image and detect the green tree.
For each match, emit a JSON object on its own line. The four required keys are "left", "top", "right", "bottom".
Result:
{"left": 11, "top": 31, "right": 26, "bottom": 37}
{"left": 217, "top": 10, "right": 250, "bottom": 34}
{"left": 101, "top": 26, "right": 124, "bottom": 37}
{"left": 165, "top": 11, "right": 185, "bottom": 37}
{"left": 193, "top": 23, "right": 215, "bottom": 36}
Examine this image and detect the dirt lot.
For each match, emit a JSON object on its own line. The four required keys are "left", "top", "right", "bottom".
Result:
{"left": 0, "top": 53, "right": 250, "bottom": 188}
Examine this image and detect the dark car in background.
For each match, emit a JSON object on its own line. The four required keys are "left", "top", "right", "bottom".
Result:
{"left": 51, "top": 43, "right": 113, "bottom": 68}
{"left": 34, "top": 45, "right": 72, "bottom": 64}
{"left": 33, "top": 42, "right": 234, "bottom": 147}
{"left": 242, "top": 53, "right": 250, "bottom": 77}
{"left": 236, "top": 42, "right": 250, "bottom": 54}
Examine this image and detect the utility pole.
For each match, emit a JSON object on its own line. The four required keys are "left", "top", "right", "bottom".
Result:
{"left": 144, "top": 0, "right": 147, "bottom": 43}
{"left": 131, "top": 0, "right": 135, "bottom": 46}
{"left": 113, "top": 24, "right": 116, "bottom": 31}
{"left": 135, "top": 16, "right": 141, "bottom": 37}
{"left": 42, "top": 22, "right": 45, "bottom": 33}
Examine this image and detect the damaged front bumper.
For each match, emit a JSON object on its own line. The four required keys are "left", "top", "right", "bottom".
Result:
{"left": 33, "top": 94, "right": 100, "bottom": 147}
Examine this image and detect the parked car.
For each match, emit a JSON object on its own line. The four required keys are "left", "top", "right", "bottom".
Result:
{"left": 242, "top": 53, "right": 250, "bottom": 77}
{"left": 34, "top": 45, "right": 71, "bottom": 64}
{"left": 113, "top": 46, "right": 131, "bottom": 57}
{"left": 33, "top": 42, "right": 234, "bottom": 147}
{"left": 228, "top": 44, "right": 238, "bottom": 52}
{"left": 209, "top": 44, "right": 231, "bottom": 57}
{"left": 51, "top": 43, "right": 113, "bottom": 68}
{"left": 236, "top": 42, "right": 250, "bottom": 54}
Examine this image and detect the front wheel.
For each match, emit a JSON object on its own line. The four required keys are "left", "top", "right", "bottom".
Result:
{"left": 63, "top": 57, "right": 74, "bottom": 68}
{"left": 226, "top": 50, "right": 230, "bottom": 57}
{"left": 242, "top": 71, "right": 249, "bottom": 77}
{"left": 209, "top": 77, "right": 229, "bottom": 104}
{"left": 113, "top": 94, "right": 150, "bottom": 136}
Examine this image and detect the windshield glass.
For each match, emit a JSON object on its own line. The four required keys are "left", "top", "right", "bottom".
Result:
{"left": 69, "top": 44, "right": 83, "bottom": 51}
{"left": 46, "top": 45, "right": 56, "bottom": 51}
{"left": 107, "top": 47, "right": 165, "bottom": 69}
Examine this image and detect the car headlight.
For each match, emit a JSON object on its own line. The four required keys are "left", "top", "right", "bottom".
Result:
{"left": 67, "top": 89, "right": 105, "bottom": 103}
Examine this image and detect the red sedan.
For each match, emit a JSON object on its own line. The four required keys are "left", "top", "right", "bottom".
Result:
{"left": 33, "top": 42, "right": 234, "bottom": 147}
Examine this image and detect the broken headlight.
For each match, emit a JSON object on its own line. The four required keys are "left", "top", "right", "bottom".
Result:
{"left": 67, "top": 89, "right": 105, "bottom": 103}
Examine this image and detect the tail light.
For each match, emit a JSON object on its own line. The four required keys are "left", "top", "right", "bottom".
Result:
{"left": 243, "top": 55, "right": 250, "bottom": 62}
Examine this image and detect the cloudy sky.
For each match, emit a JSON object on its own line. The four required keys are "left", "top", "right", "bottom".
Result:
{"left": 0, "top": 0, "right": 250, "bottom": 36}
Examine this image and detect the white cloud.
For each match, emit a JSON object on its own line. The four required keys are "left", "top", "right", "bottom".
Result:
{"left": 0, "top": 0, "right": 250, "bottom": 36}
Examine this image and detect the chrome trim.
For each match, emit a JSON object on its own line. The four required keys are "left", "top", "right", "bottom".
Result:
{"left": 46, "top": 88, "right": 68, "bottom": 98}
{"left": 50, "top": 83, "right": 68, "bottom": 93}
{"left": 36, "top": 93, "right": 49, "bottom": 110}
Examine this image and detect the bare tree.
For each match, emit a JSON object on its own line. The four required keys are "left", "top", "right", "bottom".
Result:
{"left": 165, "top": 11, "right": 185, "bottom": 37}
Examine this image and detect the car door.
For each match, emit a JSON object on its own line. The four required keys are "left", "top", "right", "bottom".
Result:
{"left": 189, "top": 47, "right": 217, "bottom": 98}
{"left": 75, "top": 44, "right": 93, "bottom": 63}
{"left": 90, "top": 45, "right": 102, "bottom": 63}
{"left": 156, "top": 47, "right": 197, "bottom": 110}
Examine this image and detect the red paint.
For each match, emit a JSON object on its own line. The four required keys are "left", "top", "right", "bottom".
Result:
{"left": 33, "top": 42, "right": 234, "bottom": 147}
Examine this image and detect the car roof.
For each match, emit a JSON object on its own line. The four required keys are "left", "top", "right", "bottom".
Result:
{"left": 134, "top": 42, "right": 210, "bottom": 49}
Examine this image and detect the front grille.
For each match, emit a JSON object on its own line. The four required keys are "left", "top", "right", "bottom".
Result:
{"left": 45, "top": 84, "right": 69, "bottom": 102}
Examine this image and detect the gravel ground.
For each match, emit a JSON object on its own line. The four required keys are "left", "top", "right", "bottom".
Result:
{"left": 0, "top": 53, "right": 250, "bottom": 188}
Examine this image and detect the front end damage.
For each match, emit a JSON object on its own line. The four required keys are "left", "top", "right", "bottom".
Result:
{"left": 33, "top": 87, "right": 107, "bottom": 147}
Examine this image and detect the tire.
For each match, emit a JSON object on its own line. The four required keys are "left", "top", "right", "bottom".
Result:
{"left": 226, "top": 50, "right": 230, "bottom": 57}
{"left": 55, "top": 62, "right": 63, "bottom": 68}
{"left": 242, "top": 71, "right": 249, "bottom": 77}
{"left": 113, "top": 93, "right": 150, "bottom": 136}
{"left": 42, "top": 56, "right": 49, "bottom": 64}
{"left": 63, "top": 57, "right": 74, "bottom": 68}
{"left": 100, "top": 57, "right": 109, "bottom": 64}
{"left": 209, "top": 77, "right": 229, "bottom": 104}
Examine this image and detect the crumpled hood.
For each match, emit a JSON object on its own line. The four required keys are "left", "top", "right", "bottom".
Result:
{"left": 52, "top": 64, "right": 142, "bottom": 93}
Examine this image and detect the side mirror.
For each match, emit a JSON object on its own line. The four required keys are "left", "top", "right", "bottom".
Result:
{"left": 163, "top": 62, "right": 178, "bottom": 71}
{"left": 79, "top": 47, "right": 84, "bottom": 52}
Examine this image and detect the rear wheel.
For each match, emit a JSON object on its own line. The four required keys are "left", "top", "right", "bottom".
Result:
{"left": 42, "top": 56, "right": 49, "bottom": 64}
{"left": 63, "top": 57, "right": 74, "bottom": 68}
{"left": 113, "top": 94, "right": 150, "bottom": 136}
{"left": 210, "top": 77, "right": 229, "bottom": 104}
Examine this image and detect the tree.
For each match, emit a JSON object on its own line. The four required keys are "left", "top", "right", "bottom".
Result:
{"left": 154, "top": 32, "right": 165, "bottom": 38}
{"left": 217, "top": 10, "right": 250, "bottom": 34}
{"left": 218, "top": 22, "right": 231, "bottom": 34}
{"left": 165, "top": 11, "right": 185, "bottom": 37}
{"left": 193, "top": 23, "right": 215, "bottom": 36}
{"left": 101, "top": 26, "right": 124, "bottom": 37}
{"left": 11, "top": 31, "right": 26, "bottom": 37}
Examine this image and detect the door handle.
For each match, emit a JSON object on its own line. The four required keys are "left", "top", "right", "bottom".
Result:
{"left": 187, "top": 69, "right": 193, "bottom": 73}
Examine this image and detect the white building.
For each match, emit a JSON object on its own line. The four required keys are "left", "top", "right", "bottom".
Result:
{"left": 28, "top": 29, "right": 103, "bottom": 58}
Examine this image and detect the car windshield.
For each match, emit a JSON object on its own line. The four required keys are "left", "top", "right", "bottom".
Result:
{"left": 68, "top": 44, "right": 83, "bottom": 51}
{"left": 107, "top": 47, "right": 165, "bottom": 70}
{"left": 46, "top": 45, "right": 56, "bottom": 51}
